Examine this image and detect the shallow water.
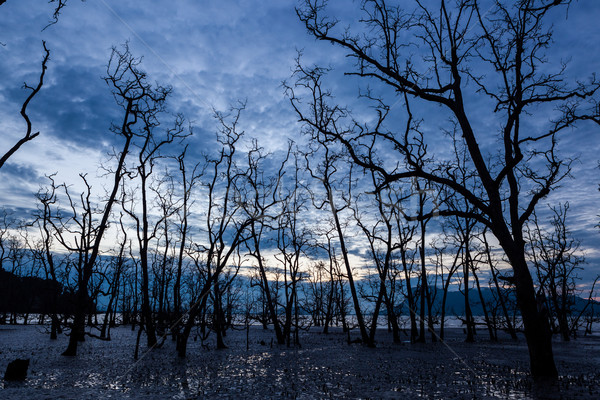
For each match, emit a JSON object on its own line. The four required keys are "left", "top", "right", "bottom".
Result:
{"left": 1, "top": 325, "right": 599, "bottom": 399}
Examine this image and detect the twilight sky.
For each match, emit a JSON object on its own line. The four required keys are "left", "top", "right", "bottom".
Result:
{"left": 0, "top": 0, "right": 599, "bottom": 284}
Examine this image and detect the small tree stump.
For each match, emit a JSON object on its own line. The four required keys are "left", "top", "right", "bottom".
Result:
{"left": 4, "top": 358, "right": 29, "bottom": 381}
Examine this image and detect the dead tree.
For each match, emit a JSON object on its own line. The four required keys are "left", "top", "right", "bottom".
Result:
{"left": 274, "top": 151, "right": 310, "bottom": 347}
{"left": 434, "top": 235, "right": 462, "bottom": 341}
{"left": 411, "top": 179, "right": 437, "bottom": 343}
{"left": 99, "top": 215, "right": 128, "bottom": 340}
{"left": 391, "top": 203, "right": 418, "bottom": 343}
{"left": 351, "top": 171, "right": 408, "bottom": 344}
{"left": 481, "top": 230, "right": 518, "bottom": 340}
{"left": 304, "top": 140, "right": 373, "bottom": 347}
{"left": 0, "top": 212, "right": 30, "bottom": 324}
{"left": 176, "top": 105, "right": 252, "bottom": 357}
{"left": 240, "top": 141, "right": 290, "bottom": 344}
{"left": 527, "top": 203, "right": 585, "bottom": 341}
{"left": 172, "top": 146, "right": 203, "bottom": 340}
{"left": 0, "top": 0, "right": 81, "bottom": 29}
{"left": 292, "top": 0, "right": 600, "bottom": 378}
{"left": 304, "top": 260, "right": 329, "bottom": 328}
{"left": 48, "top": 174, "right": 102, "bottom": 352}
{"left": 117, "top": 51, "right": 184, "bottom": 348}
{"left": 0, "top": 42, "right": 49, "bottom": 170}
{"left": 57, "top": 43, "right": 169, "bottom": 356}
{"left": 313, "top": 226, "right": 341, "bottom": 334}
{"left": 468, "top": 233, "right": 497, "bottom": 342}
{"left": 31, "top": 177, "right": 64, "bottom": 339}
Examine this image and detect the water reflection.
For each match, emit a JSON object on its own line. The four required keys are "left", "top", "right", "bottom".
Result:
{"left": 1, "top": 326, "right": 599, "bottom": 399}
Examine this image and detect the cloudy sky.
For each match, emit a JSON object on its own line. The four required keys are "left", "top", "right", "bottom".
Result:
{"left": 0, "top": 0, "right": 599, "bottom": 284}
{"left": 0, "top": 0, "right": 322, "bottom": 197}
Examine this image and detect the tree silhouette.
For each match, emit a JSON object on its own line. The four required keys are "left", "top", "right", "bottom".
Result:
{"left": 292, "top": 0, "right": 600, "bottom": 378}
{"left": 0, "top": 42, "right": 49, "bottom": 170}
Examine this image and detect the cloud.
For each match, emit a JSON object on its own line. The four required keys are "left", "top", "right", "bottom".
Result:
{"left": 0, "top": 162, "right": 44, "bottom": 217}
{"left": 0, "top": 162, "right": 43, "bottom": 182}
{"left": 0, "top": 0, "right": 598, "bottom": 294}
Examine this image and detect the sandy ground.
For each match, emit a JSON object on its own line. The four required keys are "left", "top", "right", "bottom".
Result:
{"left": 0, "top": 324, "right": 599, "bottom": 399}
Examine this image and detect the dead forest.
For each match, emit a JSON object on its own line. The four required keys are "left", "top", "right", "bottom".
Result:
{"left": 1, "top": 0, "right": 600, "bottom": 388}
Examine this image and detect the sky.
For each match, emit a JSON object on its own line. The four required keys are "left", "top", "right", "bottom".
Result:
{"left": 0, "top": 0, "right": 599, "bottom": 286}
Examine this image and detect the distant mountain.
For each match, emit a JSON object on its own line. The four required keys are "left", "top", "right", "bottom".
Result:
{"left": 395, "top": 287, "right": 600, "bottom": 317}
{"left": 0, "top": 269, "right": 79, "bottom": 316}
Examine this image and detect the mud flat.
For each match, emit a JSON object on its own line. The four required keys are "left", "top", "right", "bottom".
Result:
{"left": 1, "top": 324, "right": 599, "bottom": 399}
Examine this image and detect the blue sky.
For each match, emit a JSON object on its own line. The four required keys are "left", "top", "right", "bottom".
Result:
{"left": 0, "top": 0, "right": 599, "bottom": 286}
{"left": 0, "top": 0, "right": 322, "bottom": 213}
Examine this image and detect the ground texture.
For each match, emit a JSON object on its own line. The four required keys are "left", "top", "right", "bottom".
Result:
{"left": 1, "top": 324, "right": 599, "bottom": 399}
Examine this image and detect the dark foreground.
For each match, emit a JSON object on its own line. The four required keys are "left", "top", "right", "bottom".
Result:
{"left": 1, "top": 324, "right": 599, "bottom": 399}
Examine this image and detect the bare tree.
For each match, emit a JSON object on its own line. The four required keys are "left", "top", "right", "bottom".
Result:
{"left": 433, "top": 235, "right": 462, "bottom": 341}
{"left": 172, "top": 146, "right": 203, "bottom": 340}
{"left": 151, "top": 177, "right": 177, "bottom": 333}
{"left": 274, "top": 151, "right": 310, "bottom": 347}
{"left": 412, "top": 179, "right": 437, "bottom": 343}
{"left": 48, "top": 174, "right": 103, "bottom": 352}
{"left": 121, "top": 117, "right": 185, "bottom": 348}
{"left": 292, "top": 0, "right": 600, "bottom": 378}
{"left": 31, "top": 176, "right": 65, "bottom": 339}
{"left": 99, "top": 215, "right": 129, "bottom": 340}
{"left": 351, "top": 171, "right": 407, "bottom": 344}
{"left": 527, "top": 203, "right": 586, "bottom": 341}
{"left": 313, "top": 225, "right": 343, "bottom": 334}
{"left": 481, "top": 229, "right": 518, "bottom": 340}
{"left": 0, "top": 0, "right": 84, "bottom": 29}
{"left": 391, "top": 200, "right": 419, "bottom": 342}
{"left": 0, "top": 42, "right": 50, "bottom": 170}
{"left": 304, "top": 139, "right": 372, "bottom": 346}
{"left": 303, "top": 260, "right": 329, "bottom": 328}
{"left": 176, "top": 105, "right": 252, "bottom": 357}
{"left": 0, "top": 1, "right": 85, "bottom": 170}
{"left": 56, "top": 43, "right": 170, "bottom": 356}
{"left": 44, "top": 0, "right": 72, "bottom": 29}
{"left": 0, "top": 210, "right": 31, "bottom": 324}
{"left": 240, "top": 141, "right": 290, "bottom": 344}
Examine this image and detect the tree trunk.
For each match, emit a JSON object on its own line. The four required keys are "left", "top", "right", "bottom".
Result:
{"left": 417, "top": 215, "right": 427, "bottom": 343}
{"left": 464, "top": 246, "right": 475, "bottom": 343}
{"left": 251, "top": 224, "right": 285, "bottom": 344}
{"left": 62, "top": 288, "right": 87, "bottom": 356}
{"left": 368, "top": 278, "right": 386, "bottom": 344}
{"left": 401, "top": 251, "right": 418, "bottom": 343}
{"left": 472, "top": 265, "right": 496, "bottom": 341}
{"left": 383, "top": 290, "right": 401, "bottom": 344}
{"left": 485, "top": 236, "right": 518, "bottom": 340}
{"left": 214, "top": 280, "right": 227, "bottom": 349}
{"left": 509, "top": 247, "right": 557, "bottom": 378}
{"left": 329, "top": 198, "right": 372, "bottom": 346}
